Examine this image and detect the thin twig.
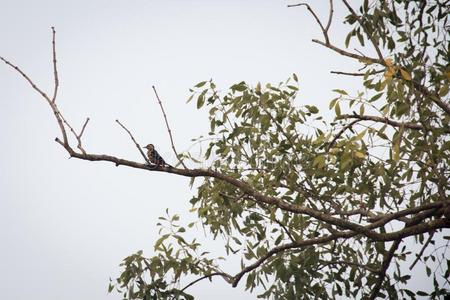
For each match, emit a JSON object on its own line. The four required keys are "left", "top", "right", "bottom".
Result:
{"left": 79, "top": 117, "right": 90, "bottom": 139}
{"left": 152, "top": 86, "right": 187, "bottom": 169}
{"left": 115, "top": 119, "right": 150, "bottom": 164}
{"left": 180, "top": 272, "right": 232, "bottom": 292}
{"left": 312, "top": 39, "right": 380, "bottom": 64}
{"left": 409, "top": 231, "right": 434, "bottom": 270}
{"left": 330, "top": 69, "right": 384, "bottom": 76}
{"left": 51, "top": 27, "right": 59, "bottom": 103}
{"left": 288, "top": 2, "right": 329, "bottom": 43}
{"left": 59, "top": 114, "right": 89, "bottom": 154}
{"left": 324, "top": 0, "right": 334, "bottom": 32}
{"left": 0, "top": 50, "right": 68, "bottom": 144}
{"left": 328, "top": 119, "right": 360, "bottom": 150}
{"left": 77, "top": 117, "right": 90, "bottom": 153}
{"left": 0, "top": 56, "right": 51, "bottom": 103}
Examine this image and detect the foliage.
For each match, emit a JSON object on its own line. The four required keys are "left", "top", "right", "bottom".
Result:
{"left": 110, "top": 1, "right": 449, "bottom": 299}
{"left": 2, "top": 0, "right": 449, "bottom": 299}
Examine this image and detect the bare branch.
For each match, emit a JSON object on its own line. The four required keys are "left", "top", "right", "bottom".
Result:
{"left": 59, "top": 113, "right": 89, "bottom": 154}
{"left": 312, "top": 39, "right": 380, "bottom": 64}
{"left": 115, "top": 119, "right": 150, "bottom": 164}
{"left": 152, "top": 86, "right": 187, "bottom": 169}
{"left": 288, "top": 2, "right": 330, "bottom": 43}
{"left": 51, "top": 27, "right": 59, "bottom": 103}
{"left": 325, "top": 0, "right": 334, "bottom": 32}
{"left": 1, "top": 47, "right": 69, "bottom": 144}
{"left": 0, "top": 56, "right": 51, "bottom": 103}
{"left": 79, "top": 117, "right": 90, "bottom": 139}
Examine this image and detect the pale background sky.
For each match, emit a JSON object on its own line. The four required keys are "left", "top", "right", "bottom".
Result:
{"left": 0, "top": 1, "right": 443, "bottom": 299}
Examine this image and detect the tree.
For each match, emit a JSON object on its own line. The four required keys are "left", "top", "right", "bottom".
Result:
{"left": 1, "top": 0, "right": 449, "bottom": 299}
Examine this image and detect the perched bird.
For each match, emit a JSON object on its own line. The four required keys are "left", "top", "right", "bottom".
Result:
{"left": 143, "top": 144, "right": 171, "bottom": 167}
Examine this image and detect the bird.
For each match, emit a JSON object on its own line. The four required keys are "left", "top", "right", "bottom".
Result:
{"left": 143, "top": 144, "right": 171, "bottom": 167}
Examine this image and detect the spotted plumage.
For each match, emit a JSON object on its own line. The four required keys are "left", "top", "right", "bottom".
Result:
{"left": 144, "top": 144, "right": 171, "bottom": 167}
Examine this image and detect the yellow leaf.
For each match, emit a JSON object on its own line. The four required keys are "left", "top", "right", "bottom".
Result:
{"left": 354, "top": 151, "right": 366, "bottom": 159}
{"left": 384, "top": 67, "right": 395, "bottom": 78}
{"left": 385, "top": 58, "right": 394, "bottom": 67}
{"left": 400, "top": 69, "right": 411, "bottom": 81}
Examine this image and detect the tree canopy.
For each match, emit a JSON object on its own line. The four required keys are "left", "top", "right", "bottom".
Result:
{"left": 1, "top": 0, "right": 449, "bottom": 299}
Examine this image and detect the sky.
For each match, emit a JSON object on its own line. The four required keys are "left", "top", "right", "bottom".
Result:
{"left": 0, "top": 1, "right": 443, "bottom": 299}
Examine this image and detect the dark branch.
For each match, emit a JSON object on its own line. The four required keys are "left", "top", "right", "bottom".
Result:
{"left": 369, "top": 239, "right": 401, "bottom": 300}
{"left": 180, "top": 272, "right": 233, "bottom": 292}
{"left": 337, "top": 114, "right": 450, "bottom": 134}
{"left": 409, "top": 231, "right": 434, "bottom": 270}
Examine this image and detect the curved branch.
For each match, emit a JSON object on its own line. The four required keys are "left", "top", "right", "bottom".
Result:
{"left": 338, "top": 114, "right": 450, "bottom": 134}
{"left": 180, "top": 272, "right": 232, "bottom": 293}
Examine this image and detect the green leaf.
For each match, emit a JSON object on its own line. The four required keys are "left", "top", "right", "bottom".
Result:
{"left": 195, "top": 81, "right": 207, "bottom": 88}
{"left": 335, "top": 102, "right": 341, "bottom": 116}
{"left": 154, "top": 234, "right": 170, "bottom": 250}
{"left": 329, "top": 98, "right": 338, "bottom": 109}
{"left": 369, "top": 92, "right": 383, "bottom": 102}
{"left": 333, "top": 89, "right": 348, "bottom": 95}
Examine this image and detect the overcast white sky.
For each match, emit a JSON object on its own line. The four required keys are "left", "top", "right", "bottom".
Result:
{"left": 0, "top": 1, "right": 443, "bottom": 299}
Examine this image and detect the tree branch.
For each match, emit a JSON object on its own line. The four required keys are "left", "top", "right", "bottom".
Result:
{"left": 152, "top": 86, "right": 187, "bottom": 169}
{"left": 328, "top": 119, "right": 360, "bottom": 150}
{"left": 1, "top": 49, "right": 68, "bottom": 144}
{"left": 51, "top": 26, "right": 59, "bottom": 103}
{"left": 409, "top": 231, "right": 434, "bottom": 270}
{"left": 288, "top": 2, "right": 330, "bottom": 43}
{"left": 330, "top": 69, "right": 383, "bottom": 76}
{"left": 341, "top": 0, "right": 384, "bottom": 62}
{"left": 369, "top": 239, "right": 401, "bottom": 300}
{"left": 180, "top": 272, "right": 233, "bottom": 292}
{"left": 312, "top": 39, "right": 380, "bottom": 65}
{"left": 115, "top": 119, "right": 150, "bottom": 165}
{"left": 337, "top": 114, "right": 450, "bottom": 134}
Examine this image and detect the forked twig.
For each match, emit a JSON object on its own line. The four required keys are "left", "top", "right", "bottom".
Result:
{"left": 152, "top": 85, "right": 187, "bottom": 169}
{"left": 60, "top": 114, "right": 90, "bottom": 154}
